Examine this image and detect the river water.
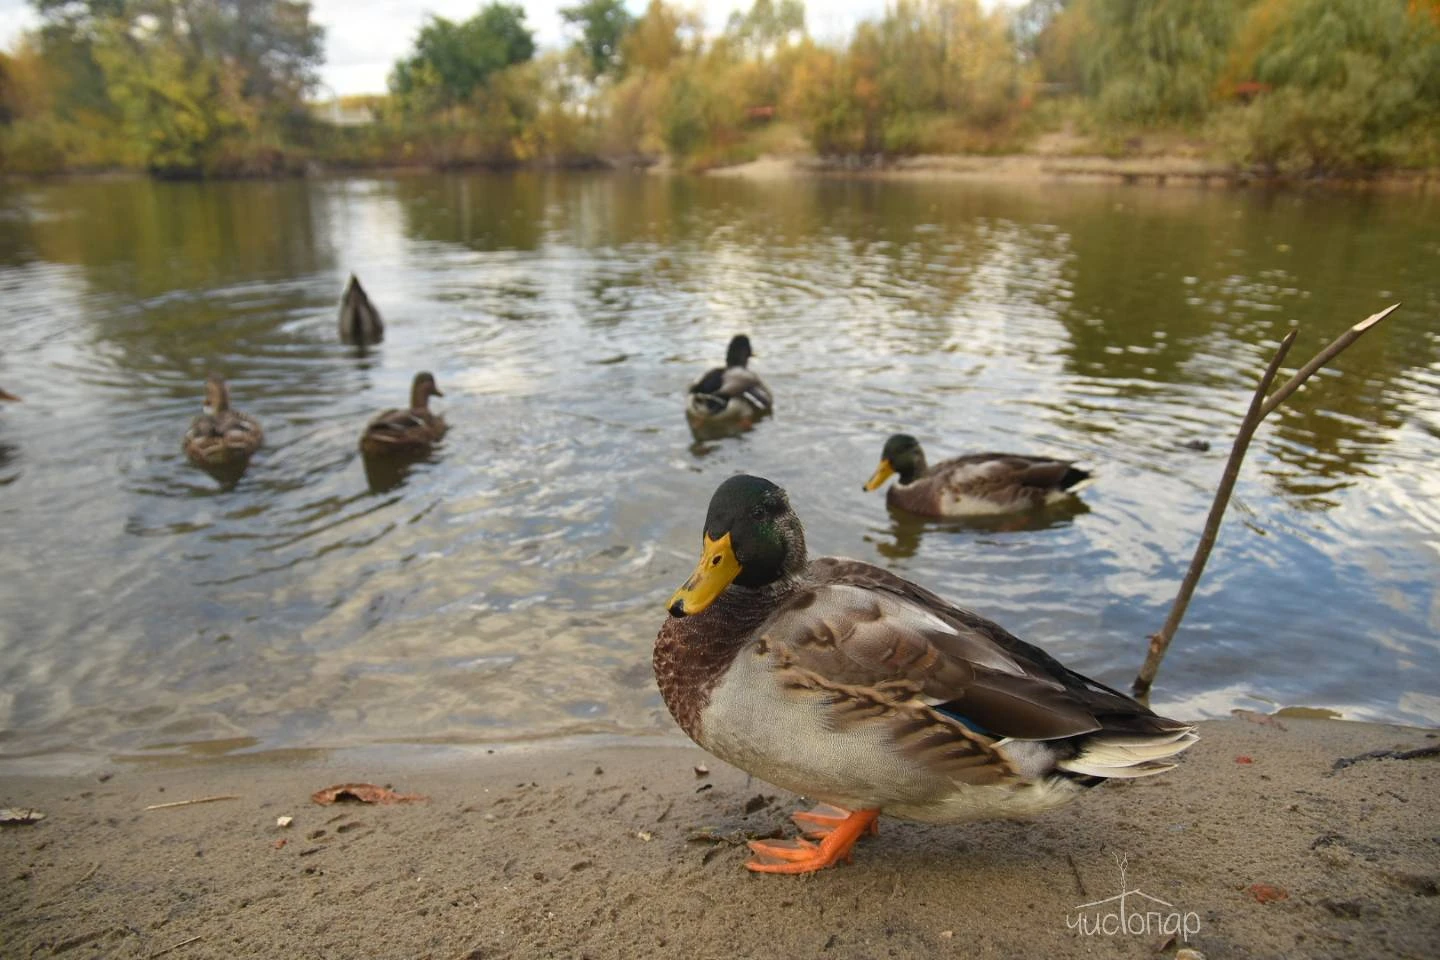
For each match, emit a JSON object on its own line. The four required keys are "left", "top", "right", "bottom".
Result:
{"left": 0, "top": 173, "right": 1436, "bottom": 768}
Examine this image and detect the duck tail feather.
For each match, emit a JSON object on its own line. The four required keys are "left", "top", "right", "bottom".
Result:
{"left": 1061, "top": 465, "right": 1091, "bottom": 489}
{"left": 1057, "top": 729, "right": 1198, "bottom": 779}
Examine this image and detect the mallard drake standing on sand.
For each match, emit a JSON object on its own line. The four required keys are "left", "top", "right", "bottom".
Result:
{"left": 655, "top": 475, "right": 1195, "bottom": 874}
{"left": 865, "top": 433, "right": 1090, "bottom": 518}
{"left": 338, "top": 274, "right": 383, "bottom": 348}
{"left": 183, "top": 375, "right": 263, "bottom": 467}
{"left": 359, "top": 372, "right": 446, "bottom": 457}
{"left": 686, "top": 335, "right": 772, "bottom": 434}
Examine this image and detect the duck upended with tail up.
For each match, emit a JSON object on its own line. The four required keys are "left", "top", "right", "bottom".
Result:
{"left": 338, "top": 274, "right": 384, "bottom": 348}
{"left": 865, "top": 433, "right": 1090, "bottom": 518}
{"left": 654, "top": 475, "right": 1195, "bottom": 874}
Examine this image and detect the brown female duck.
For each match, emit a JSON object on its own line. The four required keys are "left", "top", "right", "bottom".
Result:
{"left": 864, "top": 433, "right": 1089, "bottom": 517}
{"left": 359, "top": 372, "right": 446, "bottom": 457}
{"left": 656, "top": 475, "right": 1194, "bottom": 875}
{"left": 183, "top": 375, "right": 263, "bottom": 467}
{"left": 0, "top": 388, "right": 20, "bottom": 403}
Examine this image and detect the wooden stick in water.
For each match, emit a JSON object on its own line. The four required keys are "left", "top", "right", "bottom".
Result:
{"left": 1133, "top": 303, "right": 1400, "bottom": 700}
{"left": 1259, "top": 303, "right": 1400, "bottom": 419}
{"left": 1132, "top": 331, "right": 1296, "bottom": 701}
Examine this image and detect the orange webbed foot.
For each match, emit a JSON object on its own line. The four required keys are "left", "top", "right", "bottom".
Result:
{"left": 790, "top": 803, "right": 880, "bottom": 838}
{"left": 746, "top": 807, "right": 880, "bottom": 875}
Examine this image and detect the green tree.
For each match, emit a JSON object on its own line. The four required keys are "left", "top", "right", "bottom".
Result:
{"left": 91, "top": 10, "right": 237, "bottom": 173}
{"left": 29, "top": 0, "right": 123, "bottom": 123}
{"left": 31, "top": 0, "right": 321, "bottom": 110}
{"left": 619, "top": 0, "right": 700, "bottom": 75}
{"left": 16, "top": 0, "right": 322, "bottom": 173}
{"left": 725, "top": 0, "right": 805, "bottom": 56}
{"left": 390, "top": 3, "right": 536, "bottom": 112}
{"left": 1234, "top": 0, "right": 1440, "bottom": 172}
{"left": 1082, "top": 0, "right": 1244, "bottom": 122}
{"left": 559, "top": 0, "right": 634, "bottom": 80}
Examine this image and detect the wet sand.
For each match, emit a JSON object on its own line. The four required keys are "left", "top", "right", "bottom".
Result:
{"left": 704, "top": 153, "right": 1440, "bottom": 189}
{"left": 2, "top": 717, "right": 1436, "bottom": 959}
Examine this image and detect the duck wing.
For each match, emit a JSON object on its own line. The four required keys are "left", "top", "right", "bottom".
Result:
{"left": 763, "top": 558, "right": 1182, "bottom": 742}
{"left": 720, "top": 368, "right": 772, "bottom": 412}
{"left": 934, "top": 453, "right": 1088, "bottom": 492}
{"left": 689, "top": 366, "right": 726, "bottom": 396}
{"left": 363, "top": 408, "right": 442, "bottom": 444}
{"left": 691, "top": 366, "right": 771, "bottom": 411}
{"left": 218, "top": 411, "right": 263, "bottom": 451}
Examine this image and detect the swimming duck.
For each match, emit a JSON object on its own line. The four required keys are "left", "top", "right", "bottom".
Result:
{"left": 864, "top": 434, "right": 1090, "bottom": 517}
{"left": 656, "top": 475, "right": 1195, "bottom": 875}
{"left": 686, "top": 335, "right": 772, "bottom": 434}
{"left": 0, "top": 388, "right": 19, "bottom": 402}
{"left": 359, "top": 372, "right": 446, "bottom": 457}
{"left": 183, "top": 375, "right": 263, "bottom": 466}
{"left": 338, "top": 274, "right": 384, "bottom": 347}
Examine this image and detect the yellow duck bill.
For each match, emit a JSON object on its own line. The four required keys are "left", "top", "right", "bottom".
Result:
{"left": 667, "top": 533, "right": 742, "bottom": 617}
{"left": 863, "top": 459, "right": 895, "bottom": 492}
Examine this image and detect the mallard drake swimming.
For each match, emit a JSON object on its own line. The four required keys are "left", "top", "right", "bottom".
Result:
{"left": 359, "top": 372, "right": 446, "bottom": 457}
{"left": 686, "top": 335, "right": 772, "bottom": 433}
{"left": 338, "top": 274, "right": 383, "bottom": 347}
{"left": 655, "top": 475, "right": 1195, "bottom": 875}
{"left": 183, "top": 375, "right": 263, "bottom": 467}
{"left": 864, "top": 434, "right": 1089, "bottom": 517}
{"left": 0, "top": 388, "right": 20, "bottom": 402}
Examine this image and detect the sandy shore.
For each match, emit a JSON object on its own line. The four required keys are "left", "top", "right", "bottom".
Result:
{"left": 2, "top": 717, "right": 1436, "bottom": 959}
{"left": 704, "top": 153, "right": 1440, "bottom": 190}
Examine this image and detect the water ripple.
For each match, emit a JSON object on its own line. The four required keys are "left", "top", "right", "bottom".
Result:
{"left": 0, "top": 174, "right": 1438, "bottom": 761}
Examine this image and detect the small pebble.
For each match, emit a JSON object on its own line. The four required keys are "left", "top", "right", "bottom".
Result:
{"left": 693, "top": 765, "right": 710, "bottom": 777}
{"left": 276, "top": 815, "right": 294, "bottom": 828}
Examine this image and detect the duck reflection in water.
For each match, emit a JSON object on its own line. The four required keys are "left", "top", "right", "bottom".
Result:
{"left": 0, "top": 441, "right": 18, "bottom": 486}
{"left": 871, "top": 500, "right": 1092, "bottom": 560}
{"left": 0, "top": 388, "right": 19, "bottom": 484}
{"left": 362, "top": 453, "right": 428, "bottom": 495}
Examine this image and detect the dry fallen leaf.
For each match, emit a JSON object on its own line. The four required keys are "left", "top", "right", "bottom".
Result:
{"left": 0, "top": 808, "right": 45, "bottom": 826}
{"left": 273, "top": 839, "right": 287, "bottom": 850}
{"left": 1235, "top": 755, "right": 1255, "bottom": 764}
{"left": 1247, "top": 882, "right": 1288, "bottom": 904}
{"left": 311, "top": 783, "right": 427, "bottom": 806}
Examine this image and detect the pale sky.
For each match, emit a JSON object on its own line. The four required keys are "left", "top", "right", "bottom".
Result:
{"left": 0, "top": 0, "right": 891, "bottom": 96}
